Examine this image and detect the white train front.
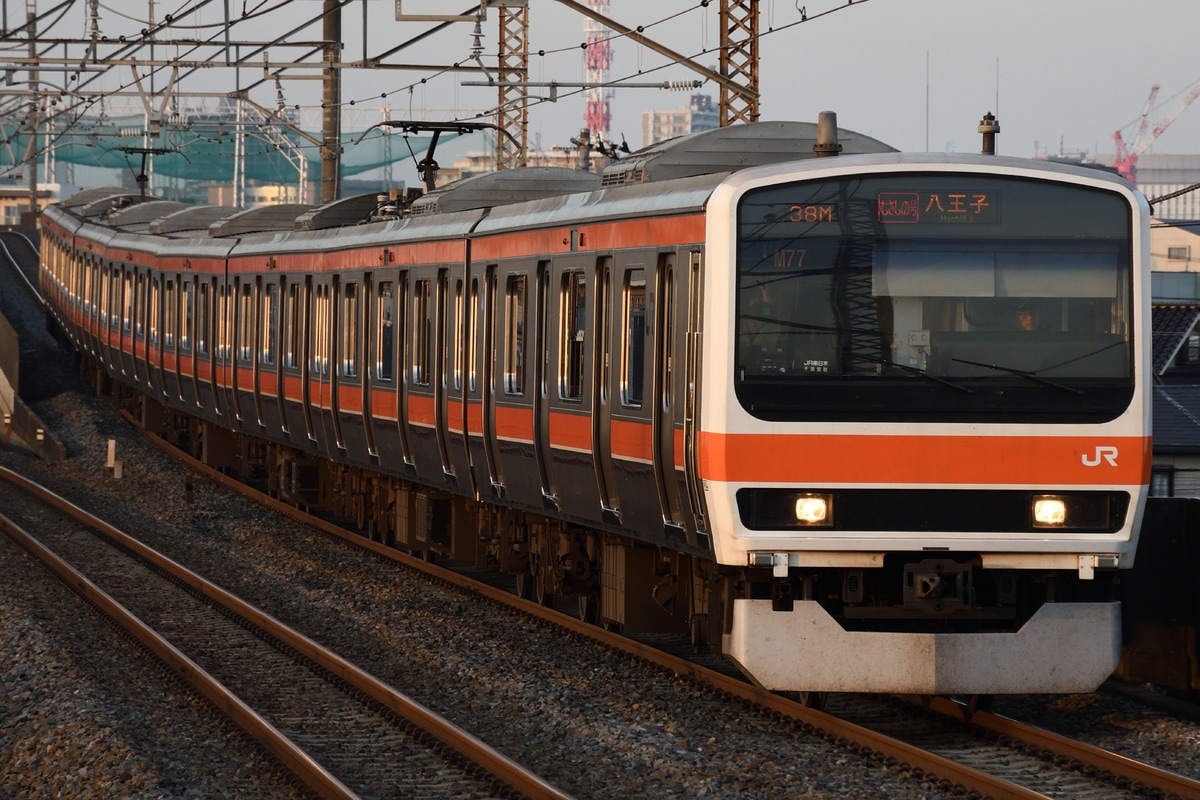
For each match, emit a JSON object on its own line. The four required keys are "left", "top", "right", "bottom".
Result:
{"left": 39, "top": 121, "right": 1151, "bottom": 696}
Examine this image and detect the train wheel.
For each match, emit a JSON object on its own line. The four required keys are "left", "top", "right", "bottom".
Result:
{"left": 966, "top": 694, "right": 994, "bottom": 716}
{"left": 575, "top": 590, "right": 599, "bottom": 624}
{"left": 786, "top": 691, "right": 827, "bottom": 711}
{"left": 535, "top": 577, "right": 556, "bottom": 608}
{"left": 515, "top": 571, "right": 534, "bottom": 600}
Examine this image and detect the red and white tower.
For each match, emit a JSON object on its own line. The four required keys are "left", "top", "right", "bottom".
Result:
{"left": 583, "top": 0, "right": 612, "bottom": 134}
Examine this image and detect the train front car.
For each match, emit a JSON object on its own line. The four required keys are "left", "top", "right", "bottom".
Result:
{"left": 702, "top": 153, "right": 1151, "bottom": 695}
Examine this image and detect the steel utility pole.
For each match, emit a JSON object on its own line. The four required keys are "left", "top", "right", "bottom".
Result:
{"left": 719, "top": 0, "right": 758, "bottom": 125}
{"left": 496, "top": 1, "right": 529, "bottom": 170}
{"left": 321, "top": 0, "right": 341, "bottom": 203}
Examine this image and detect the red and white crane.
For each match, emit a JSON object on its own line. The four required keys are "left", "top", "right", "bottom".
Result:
{"left": 583, "top": 0, "right": 613, "bottom": 135}
{"left": 1113, "top": 79, "right": 1200, "bottom": 183}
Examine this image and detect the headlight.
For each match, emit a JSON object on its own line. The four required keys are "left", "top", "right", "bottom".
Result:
{"left": 1032, "top": 495, "right": 1067, "bottom": 527}
{"left": 795, "top": 494, "right": 832, "bottom": 525}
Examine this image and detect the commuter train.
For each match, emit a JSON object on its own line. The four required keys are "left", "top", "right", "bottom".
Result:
{"left": 38, "top": 119, "right": 1152, "bottom": 695}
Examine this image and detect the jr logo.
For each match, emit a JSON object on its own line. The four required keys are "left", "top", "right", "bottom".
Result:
{"left": 1082, "top": 446, "right": 1119, "bottom": 467}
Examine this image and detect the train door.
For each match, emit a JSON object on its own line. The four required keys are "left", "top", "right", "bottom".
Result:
{"left": 608, "top": 261, "right": 662, "bottom": 532}
{"left": 433, "top": 269, "right": 452, "bottom": 477}
{"left": 299, "top": 276, "right": 317, "bottom": 443}
{"left": 481, "top": 264, "right": 502, "bottom": 494}
{"left": 546, "top": 260, "right": 603, "bottom": 520}
{"left": 681, "top": 250, "right": 708, "bottom": 537}
{"left": 277, "top": 277, "right": 293, "bottom": 436}
{"left": 217, "top": 279, "right": 236, "bottom": 420}
{"left": 394, "top": 272, "right": 413, "bottom": 465}
{"left": 196, "top": 278, "right": 217, "bottom": 414}
{"left": 119, "top": 267, "right": 133, "bottom": 379}
{"left": 163, "top": 275, "right": 180, "bottom": 403}
{"left": 252, "top": 277, "right": 270, "bottom": 427}
{"left": 180, "top": 276, "right": 197, "bottom": 407}
{"left": 310, "top": 278, "right": 334, "bottom": 450}
{"left": 232, "top": 277, "right": 253, "bottom": 424}
{"left": 361, "top": 274, "right": 378, "bottom": 459}
{"left": 81, "top": 255, "right": 98, "bottom": 359}
{"left": 463, "top": 271, "right": 488, "bottom": 497}
{"left": 654, "top": 253, "right": 687, "bottom": 532}
{"left": 132, "top": 270, "right": 146, "bottom": 385}
{"left": 533, "top": 260, "right": 557, "bottom": 505}
{"left": 330, "top": 275, "right": 347, "bottom": 451}
{"left": 443, "top": 270, "right": 474, "bottom": 492}
{"left": 592, "top": 259, "right": 620, "bottom": 520}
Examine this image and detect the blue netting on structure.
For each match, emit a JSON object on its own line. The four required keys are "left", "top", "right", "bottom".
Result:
{"left": 2, "top": 112, "right": 452, "bottom": 183}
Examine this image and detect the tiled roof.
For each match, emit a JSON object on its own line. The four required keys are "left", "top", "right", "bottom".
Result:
{"left": 1153, "top": 385, "right": 1200, "bottom": 451}
{"left": 1151, "top": 304, "right": 1200, "bottom": 376}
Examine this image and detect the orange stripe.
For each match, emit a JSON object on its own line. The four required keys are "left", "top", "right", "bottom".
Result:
{"left": 467, "top": 399, "right": 484, "bottom": 435}
{"left": 698, "top": 433, "right": 1151, "bottom": 486}
{"left": 338, "top": 384, "right": 363, "bottom": 414}
{"left": 283, "top": 373, "right": 303, "bottom": 401}
{"left": 549, "top": 410, "right": 591, "bottom": 451}
{"left": 472, "top": 229, "right": 574, "bottom": 260}
{"left": 408, "top": 393, "right": 435, "bottom": 426}
{"left": 496, "top": 405, "right": 534, "bottom": 441}
{"left": 611, "top": 418, "right": 652, "bottom": 462}
{"left": 447, "top": 398, "right": 463, "bottom": 434}
{"left": 578, "top": 215, "right": 705, "bottom": 250}
{"left": 371, "top": 387, "right": 397, "bottom": 419}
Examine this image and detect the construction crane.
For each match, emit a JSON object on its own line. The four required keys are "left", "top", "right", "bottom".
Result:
{"left": 1113, "top": 80, "right": 1200, "bottom": 183}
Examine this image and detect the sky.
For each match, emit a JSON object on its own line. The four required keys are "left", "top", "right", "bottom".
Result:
{"left": 14, "top": 0, "right": 1200, "bottom": 188}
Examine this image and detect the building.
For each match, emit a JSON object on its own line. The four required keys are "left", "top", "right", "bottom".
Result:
{"left": 1150, "top": 302, "right": 1200, "bottom": 497}
{"left": 0, "top": 182, "right": 57, "bottom": 230}
{"left": 640, "top": 94, "right": 719, "bottom": 149}
{"left": 1096, "top": 153, "right": 1200, "bottom": 221}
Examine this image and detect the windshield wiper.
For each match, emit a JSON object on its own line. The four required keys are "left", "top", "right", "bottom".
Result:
{"left": 950, "top": 358, "right": 1085, "bottom": 396}
{"left": 850, "top": 355, "right": 974, "bottom": 394}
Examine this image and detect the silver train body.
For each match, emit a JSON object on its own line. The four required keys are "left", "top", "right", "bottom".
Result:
{"left": 39, "top": 121, "right": 1152, "bottom": 694}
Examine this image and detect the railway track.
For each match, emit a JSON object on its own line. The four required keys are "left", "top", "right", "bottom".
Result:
{"left": 3, "top": 372, "right": 1198, "bottom": 797}
{"left": 115, "top": 420, "right": 1200, "bottom": 800}
{"left": 0, "top": 466, "right": 571, "bottom": 800}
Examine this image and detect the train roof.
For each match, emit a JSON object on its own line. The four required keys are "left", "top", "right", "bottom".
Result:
{"left": 408, "top": 167, "right": 602, "bottom": 216}
{"left": 42, "top": 120, "right": 907, "bottom": 251}
{"left": 599, "top": 120, "right": 897, "bottom": 187}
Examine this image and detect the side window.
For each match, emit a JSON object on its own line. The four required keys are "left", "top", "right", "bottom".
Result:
{"left": 197, "top": 282, "right": 210, "bottom": 356}
{"left": 150, "top": 278, "right": 160, "bottom": 347}
{"left": 621, "top": 268, "right": 646, "bottom": 407}
{"left": 451, "top": 278, "right": 464, "bottom": 391}
{"left": 504, "top": 274, "right": 526, "bottom": 396}
{"left": 413, "top": 279, "right": 431, "bottom": 386}
{"left": 342, "top": 281, "right": 358, "bottom": 377}
{"left": 377, "top": 281, "right": 394, "bottom": 382}
{"left": 123, "top": 272, "right": 133, "bottom": 333}
{"left": 468, "top": 277, "right": 479, "bottom": 393}
{"left": 238, "top": 282, "right": 253, "bottom": 363}
{"left": 285, "top": 282, "right": 302, "bottom": 369}
{"left": 262, "top": 282, "right": 277, "bottom": 365}
{"left": 181, "top": 280, "right": 193, "bottom": 351}
{"left": 164, "top": 279, "right": 176, "bottom": 348}
{"left": 312, "top": 285, "right": 330, "bottom": 377}
{"left": 560, "top": 271, "right": 586, "bottom": 400}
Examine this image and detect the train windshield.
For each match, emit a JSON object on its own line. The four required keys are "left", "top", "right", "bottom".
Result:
{"left": 735, "top": 172, "right": 1135, "bottom": 422}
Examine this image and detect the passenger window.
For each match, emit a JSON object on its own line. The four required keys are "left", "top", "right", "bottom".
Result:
{"left": 621, "top": 269, "right": 646, "bottom": 408}
{"left": 560, "top": 271, "right": 586, "bottom": 400}
{"left": 504, "top": 274, "right": 526, "bottom": 396}
{"left": 413, "top": 279, "right": 431, "bottom": 386}
{"left": 262, "top": 283, "right": 277, "bottom": 365}
{"left": 342, "top": 282, "right": 358, "bottom": 378}
{"left": 238, "top": 282, "right": 253, "bottom": 363}
{"left": 377, "top": 281, "right": 394, "bottom": 382}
